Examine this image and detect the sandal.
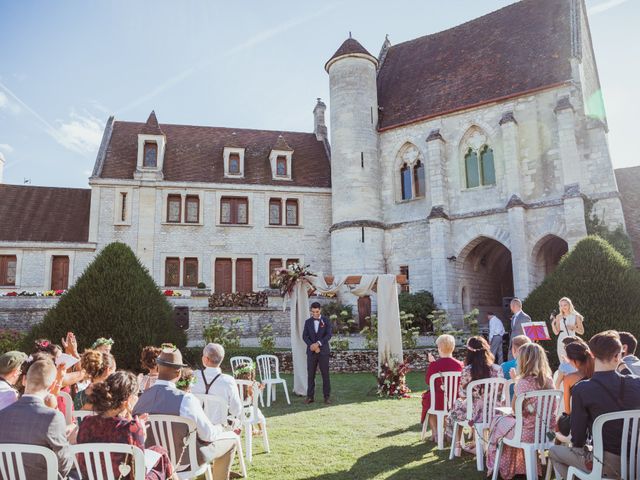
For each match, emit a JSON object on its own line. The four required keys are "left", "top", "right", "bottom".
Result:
{"left": 462, "top": 442, "right": 476, "bottom": 454}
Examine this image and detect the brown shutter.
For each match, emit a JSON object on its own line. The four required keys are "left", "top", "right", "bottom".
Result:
{"left": 0, "top": 255, "right": 17, "bottom": 286}
{"left": 358, "top": 296, "right": 372, "bottom": 328}
{"left": 215, "top": 259, "right": 233, "bottom": 293}
{"left": 235, "top": 259, "right": 253, "bottom": 293}
{"left": 51, "top": 256, "right": 70, "bottom": 290}
{"left": 183, "top": 258, "right": 198, "bottom": 287}
{"left": 165, "top": 257, "right": 180, "bottom": 287}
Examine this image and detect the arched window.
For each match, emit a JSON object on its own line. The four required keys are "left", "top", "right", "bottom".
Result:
{"left": 480, "top": 146, "right": 495, "bottom": 186}
{"left": 413, "top": 160, "right": 425, "bottom": 198}
{"left": 465, "top": 148, "right": 480, "bottom": 188}
{"left": 400, "top": 163, "right": 412, "bottom": 200}
{"left": 465, "top": 145, "right": 495, "bottom": 188}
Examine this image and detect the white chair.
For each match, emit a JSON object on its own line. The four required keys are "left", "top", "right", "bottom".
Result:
{"left": 230, "top": 356, "right": 253, "bottom": 376}
{"left": 491, "top": 389, "right": 562, "bottom": 480}
{"left": 256, "top": 354, "right": 290, "bottom": 407}
{"left": 59, "top": 390, "right": 74, "bottom": 425}
{"left": 421, "top": 371, "right": 461, "bottom": 450}
{"left": 71, "top": 443, "right": 145, "bottom": 480}
{"left": 236, "top": 379, "right": 270, "bottom": 462}
{"left": 449, "top": 377, "right": 508, "bottom": 471}
{"left": 567, "top": 409, "right": 640, "bottom": 480}
{"left": 0, "top": 443, "right": 58, "bottom": 480}
{"left": 193, "top": 394, "right": 247, "bottom": 478}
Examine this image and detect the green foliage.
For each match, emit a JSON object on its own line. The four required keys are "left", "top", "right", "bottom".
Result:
{"left": 258, "top": 323, "right": 275, "bottom": 352}
{"left": 0, "top": 329, "right": 25, "bottom": 354}
{"left": 24, "top": 242, "right": 186, "bottom": 371}
{"left": 398, "top": 290, "right": 436, "bottom": 332}
{"left": 400, "top": 311, "right": 420, "bottom": 349}
{"left": 427, "top": 309, "right": 462, "bottom": 337}
{"left": 523, "top": 236, "right": 640, "bottom": 365}
{"left": 322, "top": 302, "right": 357, "bottom": 332}
{"left": 585, "top": 198, "right": 634, "bottom": 261}
{"left": 196, "top": 282, "right": 206, "bottom": 289}
{"left": 202, "top": 317, "right": 241, "bottom": 349}
{"left": 463, "top": 308, "right": 480, "bottom": 337}
{"left": 360, "top": 315, "right": 378, "bottom": 350}
{"left": 330, "top": 335, "right": 350, "bottom": 351}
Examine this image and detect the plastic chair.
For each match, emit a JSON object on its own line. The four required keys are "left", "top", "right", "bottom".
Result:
{"left": 492, "top": 389, "right": 562, "bottom": 480}
{"left": 256, "top": 354, "right": 290, "bottom": 407}
{"left": 59, "top": 390, "right": 74, "bottom": 425}
{"left": 422, "top": 371, "right": 461, "bottom": 450}
{"left": 0, "top": 443, "right": 58, "bottom": 480}
{"left": 71, "top": 443, "right": 145, "bottom": 480}
{"left": 449, "top": 377, "right": 508, "bottom": 471}
{"left": 567, "top": 409, "right": 640, "bottom": 480}
{"left": 230, "top": 356, "right": 253, "bottom": 376}
{"left": 236, "top": 379, "right": 270, "bottom": 462}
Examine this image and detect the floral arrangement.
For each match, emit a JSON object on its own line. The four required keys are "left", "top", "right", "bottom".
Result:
{"left": 376, "top": 358, "right": 412, "bottom": 399}
{"left": 208, "top": 291, "right": 268, "bottom": 308}
{"left": 0, "top": 290, "right": 66, "bottom": 297}
{"left": 163, "top": 290, "right": 182, "bottom": 297}
{"left": 233, "top": 362, "right": 256, "bottom": 380}
{"left": 275, "top": 263, "right": 315, "bottom": 296}
{"left": 176, "top": 367, "right": 196, "bottom": 391}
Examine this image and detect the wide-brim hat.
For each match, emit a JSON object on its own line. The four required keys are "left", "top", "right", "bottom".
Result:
{"left": 156, "top": 347, "right": 188, "bottom": 369}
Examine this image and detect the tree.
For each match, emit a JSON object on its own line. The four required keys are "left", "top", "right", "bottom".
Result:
{"left": 25, "top": 242, "right": 186, "bottom": 370}
{"left": 523, "top": 236, "right": 640, "bottom": 365}
{"left": 398, "top": 290, "right": 436, "bottom": 333}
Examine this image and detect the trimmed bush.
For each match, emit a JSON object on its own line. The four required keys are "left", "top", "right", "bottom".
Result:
{"left": 523, "top": 236, "right": 640, "bottom": 365}
{"left": 398, "top": 290, "right": 436, "bottom": 332}
{"left": 0, "top": 329, "right": 25, "bottom": 354}
{"left": 24, "top": 242, "right": 186, "bottom": 370}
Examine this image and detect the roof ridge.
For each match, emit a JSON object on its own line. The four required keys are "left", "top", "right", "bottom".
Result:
{"left": 0, "top": 184, "right": 90, "bottom": 192}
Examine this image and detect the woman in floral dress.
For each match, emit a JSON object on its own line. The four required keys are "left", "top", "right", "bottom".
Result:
{"left": 447, "top": 335, "right": 504, "bottom": 456}
{"left": 486, "top": 343, "right": 556, "bottom": 479}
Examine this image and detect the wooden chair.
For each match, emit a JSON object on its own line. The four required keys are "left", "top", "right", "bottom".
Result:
{"left": 256, "top": 354, "right": 290, "bottom": 407}
{"left": 422, "top": 371, "right": 461, "bottom": 450}
{"left": 236, "top": 379, "right": 270, "bottom": 462}
{"left": 71, "top": 443, "right": 145, "bottom": 480}
{"left": 0, "top": 443, "right": 58, "bottom": 480}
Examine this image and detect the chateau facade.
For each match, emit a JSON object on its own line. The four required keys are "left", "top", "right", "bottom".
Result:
{"left": 1, "top": 0, "right": 637, "bottom": 321}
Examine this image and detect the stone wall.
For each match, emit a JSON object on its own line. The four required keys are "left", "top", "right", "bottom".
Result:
{"left": 0, "top": 297, "right": 59, "bottom": 332}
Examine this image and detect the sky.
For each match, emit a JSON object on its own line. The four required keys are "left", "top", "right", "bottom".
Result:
{"left": 0, "top": 0, "right": 638, "bottom": 188}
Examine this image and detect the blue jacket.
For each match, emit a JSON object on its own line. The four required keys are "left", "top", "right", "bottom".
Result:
{"left": 302, "top": 316, "right": 332, "bottom": 355}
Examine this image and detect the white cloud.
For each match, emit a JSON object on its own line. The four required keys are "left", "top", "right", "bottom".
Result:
{"left": 0, "top": 143, "right": 14, "bottom": 154}
{"left": 0, "top": 91, "right": 21, "bottom": 114}
{"left": 53, "top": 111, "right": 103, "bottom": 155}
{"left": 588, "top": 0, "right": 630, "bottom": 15}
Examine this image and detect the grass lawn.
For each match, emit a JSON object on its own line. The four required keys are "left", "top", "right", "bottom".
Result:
{"left": 230, "top": 372, "right": 485, "bottom": 480}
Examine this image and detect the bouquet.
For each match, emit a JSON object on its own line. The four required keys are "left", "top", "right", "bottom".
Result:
{"left": 376, "top": 358, "right": 412, "bottom": 399}
{"left": 274, "top": 263, "right": 315, "bottom": 296}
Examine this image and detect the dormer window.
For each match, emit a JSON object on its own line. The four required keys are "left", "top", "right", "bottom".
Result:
{"left": 269, "top": 135, "right": 293, "bottom": 181}
{"left": 143, "top": 142, "right": 158, "bottom": 168}
{"left": 223, "top": 147, "right": 245, "bottom": 178}
{"left": 276, "top": 156, "right": 287, "bottom": 176}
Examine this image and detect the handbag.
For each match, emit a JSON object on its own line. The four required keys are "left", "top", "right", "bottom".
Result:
{"left": 558, "top": 412, "right": 571, "bottom": 436}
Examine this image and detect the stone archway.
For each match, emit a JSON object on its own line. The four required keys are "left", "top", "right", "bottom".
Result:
{"left": 531, "top": 234, "right": 569, "bottom": 288}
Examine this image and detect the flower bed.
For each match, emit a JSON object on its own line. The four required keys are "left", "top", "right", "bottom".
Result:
{"left": 208, "top": 291, "right": 268, "bottom": 308}
{"left": 0, "top": 290, "right": 66, "bottom": 297}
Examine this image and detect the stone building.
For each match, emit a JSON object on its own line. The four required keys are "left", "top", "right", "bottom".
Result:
{"left": 0, "top": 0, "right": 637, "bottom": 323}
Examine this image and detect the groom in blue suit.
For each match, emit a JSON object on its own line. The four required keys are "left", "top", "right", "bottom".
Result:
{"left": 303, "top": 301, "right": 332, "bottom": 404}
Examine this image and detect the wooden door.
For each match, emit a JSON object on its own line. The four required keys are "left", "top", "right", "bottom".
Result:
{"left": 51, "top": 256, "right": 70, "bottom": 290}
{"left": 358, "top": 296, "right": 372, "bottom": 328}
{"left": 215, "top": 259, "right": 232, "bottom": 293}
{"left": 235, "top": 259, "right": 253, "bottom": 293}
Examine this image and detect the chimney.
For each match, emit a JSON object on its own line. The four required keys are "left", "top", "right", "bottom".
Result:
{"left": 313, "top": 98, "right": 327, "bottom": 141}
{"left": 0, "top": 152, "right": 4, "bottom": 183}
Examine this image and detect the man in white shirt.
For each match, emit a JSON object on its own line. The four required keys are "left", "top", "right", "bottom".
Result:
{"left": 191, "top": 343, "right": 243, "bottom": 425}
{"left": 0, "top": 350, "right": 27, "bottom": 411}
{"left": 487, "top": 312, "right": 506, "bottom": 364}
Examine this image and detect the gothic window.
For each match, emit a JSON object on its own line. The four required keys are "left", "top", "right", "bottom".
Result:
{"left": 465, "top": 148, "right": 480, "bottom": 188}
{"left": 167, "top": 195, "right": 182, "bottom": 223}
{"left": 400, "top": 163, "right": 412, "bottom": 200}
{"left": 285, "top": 199, "right": 298, "bottom": 226}
{"left": 185, "top": 195, "right": 199, "bottom": 223}
{"left": 480, "top": 146, "right": 496, "bottom": 186}
{"left": 143, "top": 142, "right": 158, "bottom": 168}
{"left": 465, "top": 145, "right": 496, "bottom": 188}
{"left": 269, "top": 198, "right": 281, "bottom": 225}
{"left": 413, "top": 160, "right": 425, "bottom": 198}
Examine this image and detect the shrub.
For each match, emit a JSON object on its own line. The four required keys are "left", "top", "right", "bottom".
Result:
{"left": 196, "top": 282, "right": 206, "bottom": 289}
{"left": 23, "top": 242, "right": 186, "bottom": 371}
{"left": 398, "top": 291, "right": 436, "bottom": 332}
{"left": 330, "top": 336, "right": 350, "bottom": 351}
{"left": 322, "top": 302, "right": 354, "bottom": 331}
{"left": 258, "top": 323, "right": 276, "bottom": 352}
{"left": 463, "top": 308, "right": 480, "bottom": 336}
{"left": 0, "top": 329, "right": 25, "bottom": 354}
{"left": 400, "top": 312, "right": 420, "bottom": 349}
{"left": 585, "top": 198, "right": 634, "bottom": 261}
{"left": 360, "top": 315, "right": 378, "bottom": 350}
{"left": 523, "top": 236, "right": 640, "bottom": 365}
{"left": 428, "top": 309, "right": 462, "bottom": 337}
{"left": 202, "top": 317, "right": 241, "bottom": 349}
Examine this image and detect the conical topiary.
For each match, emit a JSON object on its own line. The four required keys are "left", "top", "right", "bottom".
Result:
{"left": 25, "top": 242, "right": 186, "bottom": 370}
{"left": 523, "top": 235, "right": 640, "bottom": 365}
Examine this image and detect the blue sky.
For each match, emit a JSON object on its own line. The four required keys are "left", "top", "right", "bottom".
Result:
{"left": 0, "top": 0, "right": 638, "bottom": 188}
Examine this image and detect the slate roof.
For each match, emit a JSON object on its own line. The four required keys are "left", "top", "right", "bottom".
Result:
{"left": 325, "top": 37, "right": 376, "bottom": 71}
{"left": 376, "top": 0, "right": 574, "bottom": 130}
{"left": 0, "top": 185, "right": 91, "bottom": 243}
{"left": 615, "top": 166, "right": 640, "bottom": 267}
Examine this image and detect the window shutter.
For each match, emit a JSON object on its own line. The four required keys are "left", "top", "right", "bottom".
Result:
{"left": 235, "top": 259, "right": 253, "bottom": 293}
{"left": 165, "top": 258, "right": 180, "bottom": 287}
{"left": 0, "top": 255, "right": 17, "bottom": 286}
{"left": 183, "top": 258, "right": 198, "bottom": 287}
{"left": 51, "top": 256, "right": 70, "bottom": 290}
{"left": 215, "top": 259, "right": 233, "bottom": 293}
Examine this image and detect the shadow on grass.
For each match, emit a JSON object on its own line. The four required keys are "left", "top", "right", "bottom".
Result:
{"left": 377, "top": 423, "right": 422, "bottom": 438}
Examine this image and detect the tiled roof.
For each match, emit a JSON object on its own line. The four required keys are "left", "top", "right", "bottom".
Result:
{"left": 615, "top": 166, "right": 640, "bottom": 267}
{"left": 141, "top": 111, "right": 164, "bottom": 136}
{"left": 325, "top": 37, "right": 375, "bottom": 71}
{"left": 376, "top": 0, "right": 574, "bottom": 130}
{"left": 0, "top": 185, "right": 91, "bottom": 243}
{"left": 98, "top": 121, "right": 331, "bottom": 188}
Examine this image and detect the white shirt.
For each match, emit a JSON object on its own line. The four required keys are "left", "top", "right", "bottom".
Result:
{"left": 153, "top": 379, "right": 222, "bottom": 442}
{"left": 190, "top": 367, "right": 243, "bottom": 423}
{"left": 488, "top": 315, "right": 506, "bottom": 339}
{"left": 0, "top": 379, "right": 18, "bottom": 411}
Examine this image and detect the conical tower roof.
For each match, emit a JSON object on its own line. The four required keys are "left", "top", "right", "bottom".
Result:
{"left": 325, "top": 36, "right": 377, "bottom": 72}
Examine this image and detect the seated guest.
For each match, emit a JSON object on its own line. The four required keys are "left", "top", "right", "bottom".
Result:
{"left": 486, "top": 343, "right": 555, "bottom": 479}
{"left": 133, "top": 347, "right": 238, "bottom": 480}
{"left": 191, "top": 343, "right": 243, "bottom": 425}
{"left": 501, "top": 335, "right": 531, "bottom": 399}
{"left": 0, "top": 351, "right": 27, "bottom": 410}
{"left": 550, "top": 330, "right": 640, "bottom": 479}
{"left": 77, "top": 371, "right": 177, "bottom": 480}
{"left": 562, "top": 339, "right": 594, "bottom": 414}
{"left": 0, "top": 359, "right": 76, "bottom": 479}
{"left": 74, "top": 349, "right": 116, "bottom": 410}
{"left": 446, "top": 336, "right": 504, "bottom": 456}
{"left": 91, "top": 337, "right": 114, "bottom": 354}
{"left": 618, "top": 331, "right": 640, "bottom": 376}
{"left": 139, "top": 346, "right": 162, "bottom": 392}
{"left": 420, "top": 334, "right": 463, "bottom": 442}
{"left": 555, "top": 337, "right": 580, "bottom": 390}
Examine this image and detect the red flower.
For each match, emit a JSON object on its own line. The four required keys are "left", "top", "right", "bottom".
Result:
{"left": 164, "top": 290, "right": 174, "bottom": 296}
{"left": 6, "top": 291, "right": 17, "bottom": 296}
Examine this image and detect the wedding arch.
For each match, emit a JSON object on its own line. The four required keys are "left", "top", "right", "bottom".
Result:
{"left": 285, "top": 272, "right": 407, "bottom": 396}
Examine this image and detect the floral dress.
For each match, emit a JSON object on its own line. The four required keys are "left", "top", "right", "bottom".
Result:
{"left": 445, "top": 363, "right": 504, "bottom": 437}
{"left": 486, "top": 375, "right": 556, "bottom": 479}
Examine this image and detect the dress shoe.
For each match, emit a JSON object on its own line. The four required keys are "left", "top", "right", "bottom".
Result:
{"left": 324, "top": 398, "right": 332, "bottom": 404}
{"left": 304, "top": 398, "right": 314, "bottom": 404}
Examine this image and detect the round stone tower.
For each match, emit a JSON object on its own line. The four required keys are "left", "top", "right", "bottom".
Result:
{"left": 325, "top": 36, "right": 384, "bottom": 276}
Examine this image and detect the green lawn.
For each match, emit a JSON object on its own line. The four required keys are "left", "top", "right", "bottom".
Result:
{"left": 232, "top": 372, "right": 484, "bottom": 480}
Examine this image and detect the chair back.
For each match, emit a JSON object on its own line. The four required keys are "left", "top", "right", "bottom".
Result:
{"left": 72, "top": 410, "right": 96, "bottom": 421}
{"left": 71, "top": 443, "right": 145, "bottom": 480}
{"left": 0, "top": 443, "right": 58, "bottom": 480}
{"left": 511, "top": 389, "right": 562, "bottom": 448}
{"left": 230, "top": 356, "right": 253, "bottom": 376}
{"left": 428, "top": 371, "right": 461, "bottom": 413}
{"left": 236, "top": 379, "right": 260, "bottom": 422}
{"left": 59, "top": 390, "right": 74, "bottom": 425}
{"left": 465, "top": 377, "right": 508, "bottom": 425}
{"left": 194, "top": 393, "right": 230, "bottom": 426}
{"left": 147, "top": 414, "right": 199, "bottom": 472}
{"left": 591, "top": 409, "right": 640, "bottom": 480}
{"left": 256, "top": 355, "right": 280, "bottom": 382}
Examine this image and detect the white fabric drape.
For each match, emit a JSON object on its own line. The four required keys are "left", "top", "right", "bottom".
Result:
{"left": 376, "top": 274, "right": 404, "bottom": 368}
{"left": 288, "top": 279, "right": 311, "bottom": 396}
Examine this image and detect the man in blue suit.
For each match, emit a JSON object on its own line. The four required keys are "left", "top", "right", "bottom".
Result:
{"left": 303, "top": 301, "right": 332, "bottom": 404}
